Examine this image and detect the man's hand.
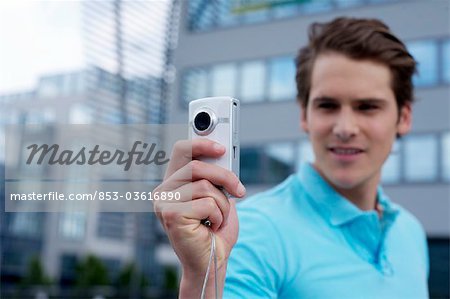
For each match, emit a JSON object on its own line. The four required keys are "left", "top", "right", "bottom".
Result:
{"left": 153, "top": 139, "right": 245, "bottom": 298}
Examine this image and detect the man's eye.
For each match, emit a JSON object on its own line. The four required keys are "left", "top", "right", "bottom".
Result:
{"left": 359, "top": 104, "right": 378, "bottom": 111}
{"left": 318, "top": 103, "right": 338, "bottom": 109}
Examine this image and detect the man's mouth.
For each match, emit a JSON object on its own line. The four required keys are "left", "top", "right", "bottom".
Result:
{"left": 329, "top": 147, "right": 364, "bottom": 155}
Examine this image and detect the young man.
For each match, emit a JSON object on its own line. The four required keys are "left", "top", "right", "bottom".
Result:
{"left": 154, "top": 17, "right": 429, "bottom": 298}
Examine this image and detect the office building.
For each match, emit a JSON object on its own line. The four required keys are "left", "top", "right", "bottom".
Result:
{"left": 168, "top": 0, "right": 449, "bottom": 296}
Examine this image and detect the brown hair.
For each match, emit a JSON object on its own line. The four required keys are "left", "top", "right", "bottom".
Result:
{"left": 295, "top": 17, "right": 417, "bottom": 113}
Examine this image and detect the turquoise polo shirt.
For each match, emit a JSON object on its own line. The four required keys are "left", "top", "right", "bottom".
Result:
{"left": 224, "top": 163, "right": 429, "bottom": 298}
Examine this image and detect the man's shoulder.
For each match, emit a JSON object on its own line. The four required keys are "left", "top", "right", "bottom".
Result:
{"left": 237, "top": 174, "right": 302, "bottom": 214}
{"left": 239, "top": 174, "right": 299, "bottom": 208}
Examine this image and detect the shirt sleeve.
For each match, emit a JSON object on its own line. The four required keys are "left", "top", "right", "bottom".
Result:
{"left": 223, "top": 202, "right": 285, "bottom": 299}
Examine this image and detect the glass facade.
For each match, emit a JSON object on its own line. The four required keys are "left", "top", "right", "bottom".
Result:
{"left": 182, "top": 68, "right": 209, "bottom": 103}
{"left": 381, "top": 141, "right": 401, "bottom": 184}
{"left": 217, "top": 0, "right": 240, "bottom": 27}
{"left": 240, "top": 147, "right": 264, "bottom": 185}
{"left": 407, "top": 40, "right": 439, "bottom": 87}
{"left": 180, "top": 38, "right": 449, "bottom": 107}
{"left": 181, "top": 55, "right": 296, "bottom": 105}
{"left": 240, "top": 143, "right": 296, "bottom": 185}
{"left": 97, "top": 212, "right": 126, "bottom": 240}
{"left": 69, "top": 103, "right": 93, "bottom": 124}
{"left": 272, "top": 2, "right": 299, "bottom": 19}
{"left": 443, "top": 132, "right": 450, "bottom": 182}
{"left": 265, "top": 142, "right": 295, "bottom": 183}
{"left": 0, "top": 1, "right": 176, "bottom": 295}
{"left": 187, "top": 0, "right": 216, "bottom": 31}
{"left": 300, "top": 0, "right": 333, "bottom": 13}
{"left": 239, "top": 133, "right": 449, "bottom": 186}
{"left": 9, "top": 213, "right": 42, "bottom": 237}
{"left": 60, "top": 254, "right": 78, "bottom": 284}
{"left": 240, "top": 60, "right": 266, "bottom": 103}
{"left": 186, "top": 0, "right": 402, "bottom": 32}
{"left": 297, "top": 140, "right": 315, "bottom": 170}
{"left": 404, "top": 134, "right": 438, "bottom": 182}
{"left": 59, "top": 212, "right": 86, "bottom": 240}
{"left": 211, "top": 63, "right": 237, "bottom": 97}
{"left": 268, "top": 56, "right": 297, "bottom": 101}
{"left": 242, "top": 6, "right": 269, "bottom": 24}
{"left": 443, "top": 39, "right": 450, "bottom": 84}
{"left": 428, "top": 238, "right": 450, "bottom": 298}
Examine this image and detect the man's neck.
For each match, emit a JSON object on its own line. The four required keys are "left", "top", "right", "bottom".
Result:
{"left": 313, "top": 164, "right": 380, "bottom": 211}
{"left": 334, "top": 180, "right": 378, "bottom": 211}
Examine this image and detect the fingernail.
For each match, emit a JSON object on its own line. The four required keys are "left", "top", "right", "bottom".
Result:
{"left": 213, "top": 143, "right": 225, "bottom": 152}
{"left": 237, "top": 182, "right": 246, "bottom": 197}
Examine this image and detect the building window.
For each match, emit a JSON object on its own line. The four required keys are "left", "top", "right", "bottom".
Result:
{"left": 9, "top": 213, "right": 42, "bottom": 237}
{"left": 428, "top": 238, "right": 450, "bottom": 298}
{"left": 242, "top": 7, "right": 269, "bottom": 24}
{"left": 240, "top": 60, "right": 266, "bottom": 103}
{"left": 299, "top": 0, "right": 333, "bottom": 13}
{"left": 60, "top": 254, "right": 78, "bottom": 284}
{"left": 265, "top": 143, "right": 295, "bottom": 183}
{"left": 69, "top": 103, "right": 93, "bottom": 124}
{"left": 0, "top": 128, "right": 4, "bottom": 161}
{"left": 217, "top": 0, "right": 240, "bottom": 27}
{"left": 443, "top": 40, "right": 450, "bottom": 84}
{"left": 381, "top": 141, "right": 401, "bottom": 184}
{"left": 272, "top": 2, "right": 300, "bottom": 19}
{"left": 188, "top": 0, "right": 215, "bottom": 31}
{"left": 334, "top": 0, "right": 363, "bottom": 8}
{"left": 25, "top": 110, "right": 55, "bottom": 124}
{"left": 240, "top": 147, "right": 264, "bottom": 185}
{"left": 38, "top": 76, "right": 62, "bottom": 98}
{"left": 182, "top": 54, "right": 300, "bottom": 106}
{"left": 97, "top": 212, "right": 126, "bottom": 240}
{"left": 442, "top": 132, "right": 450, "bottom": 182}
{"left": 211, "top": 63, "right": 237, "bottom": 97}
{"left": 101, "top": 258, "right": 121, "bottom": 281}
{"left": 59, "top": 212, "right": 86, "bottom": 240}
{"left": 268, "top": 56, "right": 296, "bottom": 101}
{"left": 185, "top": 0, "right": 404, "bottom": 32}
{"left": 404, "top": 134, "right": 438, "bottom": 182}
{"left": 241, "top": 143, "right": 295, "bottom": 185}
{"left": 182, "top": 68, "right": 209, "bottom": 104}
{"left": 296, "top": 140, "right": 315, "bottom": 170}
{"left": 407, "top": 40, "right": 439, "bottom": 87}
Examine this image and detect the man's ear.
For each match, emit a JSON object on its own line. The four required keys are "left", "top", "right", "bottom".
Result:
{"left": 397, "top": 102, "right": 412, "bottom": 137}
{"left": 300, "top": 105, "right": 309, "bottom": 134}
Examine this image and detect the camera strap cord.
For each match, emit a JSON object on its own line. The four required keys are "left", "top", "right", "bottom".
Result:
{"left": 200, "top": 230, "right": 218, "bottom": 299}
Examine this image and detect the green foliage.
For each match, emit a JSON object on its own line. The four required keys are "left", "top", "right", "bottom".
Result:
{"left": 117, "top": 262, "right": 134, "bottom": 287}
{"left": 117, "top": 262, "right": 149, "bottom": 289}
{"left": 22, "top": 255, "right": 52, "bottom": 286}
{"left": 75, "top": 255, "right": 110, "bottom": 287}
{"left": 163, "top": 266, "right": 178, "bottom": 291}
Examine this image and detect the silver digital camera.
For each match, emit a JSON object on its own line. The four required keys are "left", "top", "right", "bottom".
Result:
{"left": 189, "top": 96, "right": 240, "bottom": 178}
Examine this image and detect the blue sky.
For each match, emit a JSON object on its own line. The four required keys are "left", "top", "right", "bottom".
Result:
{"left": 0, "top": 1, "right": 85, "bottom": 94}
{"left": 0, "top": 0, "right": 171, "bottom": 95}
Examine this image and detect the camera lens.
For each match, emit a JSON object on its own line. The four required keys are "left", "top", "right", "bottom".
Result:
{"left": 194, "top": 111, "right": 211, "bottom": 131}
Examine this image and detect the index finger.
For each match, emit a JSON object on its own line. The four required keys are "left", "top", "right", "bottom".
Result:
{"left": 164, "top": 139, "right": 225, "bottom": 180}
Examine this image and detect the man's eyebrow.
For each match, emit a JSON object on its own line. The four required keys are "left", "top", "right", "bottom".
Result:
{"left": 311, "top": 96, "right": 387, "bottom": 103}
{"left": 353, "top": 98, "right": 388, "bottom": 104}
{"left": 311, "top": 96, "right": 337, "bottom": 103}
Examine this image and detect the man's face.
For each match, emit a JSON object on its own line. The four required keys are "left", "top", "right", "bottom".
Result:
{"left": 301, "top": 52, "right": 411, "bottom": 192}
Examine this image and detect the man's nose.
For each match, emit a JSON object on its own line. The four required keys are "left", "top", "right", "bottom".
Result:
{"left": 332, "top": 109, "right": 359, "bottom": 141}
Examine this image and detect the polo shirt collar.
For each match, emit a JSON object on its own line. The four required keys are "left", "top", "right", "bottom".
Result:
{"left": 298, "top": 162, "right": 399, "bottom": 226}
